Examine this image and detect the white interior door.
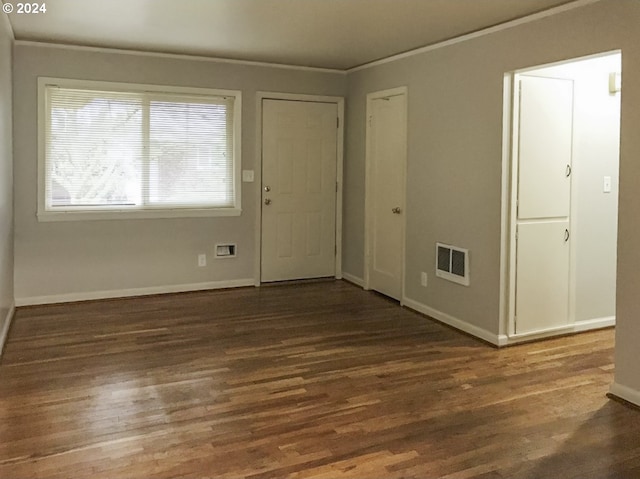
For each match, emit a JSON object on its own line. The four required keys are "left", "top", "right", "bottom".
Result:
{"left": 261, "top": 99, "right": 338, "bottom": 282}
{"left": 514, "top": 75, "right": 573, "bottom": 334}
{"left": 367, "top": 92, "right": 407, "bottom": 300}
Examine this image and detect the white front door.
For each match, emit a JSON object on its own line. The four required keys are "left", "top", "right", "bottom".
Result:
{"left": 366, "top": 91, "right": 407, "bottom": 300}
{"left": 514, "top": 75, "right": 573, "bottom": 334}
{"left": 261, "top": 99, "right": 338, "bottom": 282}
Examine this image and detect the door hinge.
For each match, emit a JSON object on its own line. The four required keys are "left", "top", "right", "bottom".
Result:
{"left": 337, "top": 117, "right": 340, "bottom": 128}
{"left": 336, "top": 181, "right": 338, "bottom": 192}
{"left": 335, "top": 244, "right": 337, "bottom": 255}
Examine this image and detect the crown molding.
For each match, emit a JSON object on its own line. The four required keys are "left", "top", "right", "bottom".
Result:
{"left": 13, "top": 40, "right": 347, "bottom": 75}
{"left": 10, "top": 0, "right": 603, "bottom": 74}
{"left": 348, "top": 0, "right": 604, "bottom": 73}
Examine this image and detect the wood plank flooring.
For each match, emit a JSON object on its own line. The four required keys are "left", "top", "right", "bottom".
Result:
{"left": 0, "top": 280, "right": 638, "bottom": 478}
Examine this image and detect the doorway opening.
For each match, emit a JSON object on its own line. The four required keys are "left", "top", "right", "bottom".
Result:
{"left": 501, "top": 51, "right": 621, "bottom": 343}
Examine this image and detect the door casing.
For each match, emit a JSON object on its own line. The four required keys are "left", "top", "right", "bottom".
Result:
{"left": 255, "top": 92, "right": 344, "bottom": 286}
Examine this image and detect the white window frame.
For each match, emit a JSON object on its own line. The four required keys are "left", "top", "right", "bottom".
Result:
{"left": 37, "top": 77, "right": 242, "bottom": 221}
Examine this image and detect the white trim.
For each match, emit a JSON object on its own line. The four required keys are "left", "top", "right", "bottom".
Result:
{"left": 37, "top": 77, "right": 243, "bottom": 221}
{"left": 402, "top": 297, "right": 501, "bottom": 346}
{"left": 11, "top": 1, "right": 601, "bottom": 75}
{"left": 0, "top": 302, "right": 15, "bottom": 357}
{"left": 509, "top": 49, "right": 622, "bottom": 76}
{"left": 508, "top": 324, "right": 575, "bottom": 340}
{"left": 609, "top": 382, "right": 640, "bottom": 408}
{"left": 573, "top": 315, "right": 615, "bottom": 332}
{"left": 506, "top": 73, "right": 520, "bottom": 338}
{"left": 347, "top": 0, "right": 603, "bottom": 73}
{"left": 364, "top": 86, "right": 408, "bottom": 301}
{"left": 501, "top": 316, "right": 614, "bottom": 345}
{"left": 341, "top": 273, "right": 365, "bottom": 288}
{"left": 14, "top": 279, "right": 254, "bottom": 307}
{"left": 37, "top": 208, "right": 242, "bottom": 221}
{"left": 499, "top": 73, "right": 512, "bottom": 338}
{"left": 335, "top": 99, "right": 345, "bottom": 281}
{"left": 15, "top": 40, "right": 346, "bottom": 75}
{"left": 254, "top": 92, "right": 345, "bottom": 286}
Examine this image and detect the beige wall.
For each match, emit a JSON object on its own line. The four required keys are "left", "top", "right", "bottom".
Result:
{"left": 12, "top": 44, "right": 346, "bottom": 301}
{"left": 343, "top": 0, "right": 640, "bottom": 392}
{"left": 0, "top": 14, "right": 13, "bottom": 337}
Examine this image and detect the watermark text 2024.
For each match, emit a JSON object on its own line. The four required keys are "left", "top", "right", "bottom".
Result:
{"left": 2, "top": 3, "right": 47, "bottom": 14}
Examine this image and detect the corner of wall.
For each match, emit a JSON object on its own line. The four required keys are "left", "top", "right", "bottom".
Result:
{"left": 0, "top": 10, "right": 15, "bottom": 356}
{"left": 0, "top": 301, "right": 15, "bottom": 357}
{"left": 609, "top": 382, "right": 640, "bottom": 408}
{"left": 341, "top": 272, "right": 365, "bottom": 288}
{"left": 402, "top": 296, "right": 502, "bottom": 346}
{"left": 1, "top": 12, "right": 15, "bottom": 41}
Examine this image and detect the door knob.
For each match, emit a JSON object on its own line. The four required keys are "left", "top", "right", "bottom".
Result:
{"left": 264, "top": 198, "right": 272, "bottom": 205}
{"left": 264, "top": 185, "right": 271, "bottom": 192}
{"left": 392, "top": 207, "right": 402, "bottom": 214}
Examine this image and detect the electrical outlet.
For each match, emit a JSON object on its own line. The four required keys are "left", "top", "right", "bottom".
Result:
{"left": 242, "top": 170, "right": 254, "bottom": 182}
{"left": 198, "top": 254, "right": 207, "bottom": 267}
{"left": 420, "top": 272, "right": 428, "bottom": 287}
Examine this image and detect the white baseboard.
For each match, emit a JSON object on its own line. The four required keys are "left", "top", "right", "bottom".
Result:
{"left": 402, "top": 297, "right": 501, "bottom": 346}
{"left": 609, "top": 382, "right": 640, "bottom": 408}
{"left": 504, "top": 316, "right": 616, "bottom": 345}
{"left": 574, "top": 315, "right": 615, "bottom": 332}
{"left": 0, "top": 302, "right": 15, "bottom": 357}
{"left": 341, "top": 272, "right": 365, "bottom": 288}
{"left": 15, "top": 279, "right": 255, "bottom": 306}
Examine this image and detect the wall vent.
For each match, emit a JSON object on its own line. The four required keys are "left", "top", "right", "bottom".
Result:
{"left": 435, "top": 243, "right": 470, "bottom": 286}
{"left": 215, "top": 243, "right": 237, "bottom": 258}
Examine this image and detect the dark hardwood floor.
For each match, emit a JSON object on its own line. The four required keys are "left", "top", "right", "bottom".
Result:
{"left": 0, "top": 280, "right": 637, "bottom": 478}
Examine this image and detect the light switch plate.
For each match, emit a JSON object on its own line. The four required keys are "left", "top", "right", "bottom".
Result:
{"left": 603, "top": 176, "right": 612, "bottom": 193}
{"left": 242, "top": 170, "right": 254, "bottom": 182}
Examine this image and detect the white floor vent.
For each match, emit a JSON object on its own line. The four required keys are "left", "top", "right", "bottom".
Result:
{"left": 436, "top": 243, "right": 470, "bottom": 286}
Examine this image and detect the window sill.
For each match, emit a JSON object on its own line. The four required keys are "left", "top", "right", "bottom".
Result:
{"left": 36, "top": 207, "right": 242, "bottom": 222}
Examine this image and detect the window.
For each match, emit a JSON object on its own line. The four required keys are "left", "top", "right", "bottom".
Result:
{"left": 38, "top": 78, "right": 242, "bottom": 220}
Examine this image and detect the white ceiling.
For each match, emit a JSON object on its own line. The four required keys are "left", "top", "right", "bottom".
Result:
{"left": 4, "top": 0, "right": 582, "bottom": 70}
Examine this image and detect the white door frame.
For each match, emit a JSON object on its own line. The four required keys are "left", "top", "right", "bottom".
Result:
{"left": 364, "top": 86, "right": 408, "bottom": 303}
{"left": 500, "top": 50, "right": 621, "bottom": 344}
{"left": 255, "top": 92, "right": 345, "bottom": 286}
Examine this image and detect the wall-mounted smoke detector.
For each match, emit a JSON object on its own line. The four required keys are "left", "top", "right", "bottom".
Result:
{"left": 435, "top": 242, "right": 470, "bottom": 286}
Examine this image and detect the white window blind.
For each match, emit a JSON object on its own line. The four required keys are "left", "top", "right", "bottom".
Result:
{"left": 42, "top": 81, "right": 240, "bottom": 218}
